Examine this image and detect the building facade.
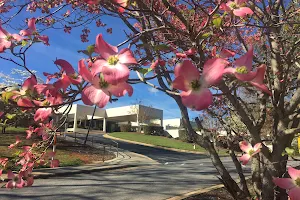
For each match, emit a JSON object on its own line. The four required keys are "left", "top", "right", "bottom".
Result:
{"left": 55, "top": 104, "right": 164, "bottom": 133}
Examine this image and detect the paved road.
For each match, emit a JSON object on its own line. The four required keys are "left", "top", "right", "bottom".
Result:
{"left": 73, "top": 133, "right": 210, "bottom": 163}
{"left": 0, "top": 133, "right": 247, "bottom": 200}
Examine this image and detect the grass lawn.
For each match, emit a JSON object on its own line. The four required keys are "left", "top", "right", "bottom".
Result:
{"left": 110, "top": 132, "right": 227, "bottom": 155}
{"left": 0, "top": 128, "right": 115, "bottom": 170}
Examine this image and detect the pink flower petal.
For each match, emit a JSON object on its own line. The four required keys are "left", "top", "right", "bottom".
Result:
{"left": 69, "top": 76, "right": 82, "bottom": 85}
{"left": 235, "top": 71, "right": 257, "bottom": 81}
{"left": 0, "top": 111, "right": 4, "bottom": 118}
{"left": 50, "top": 159, "right": 60, "bottom": 168}
{"left": 273, "top": 178, "right": 296, "bottom": 190}
{"left": 109, "top": 82, "right": 133, "bottom": 97}
{"left": 17, "top": 98, "right": 35, "bottom": 108}
{"left": 19, "top": 30, "right": 33, "bottom": 37}
{"left": 220, "top": 49, "right": 235, "bottom": 58}
{"left": 239, "top": 154, "right": 251, "bottom": 165}
{"left": 233, "top": 7, "right": 254, "bottom": 17}
{"left": 172, "top": 76, "right": 190, "bottom": 91}
{"left": 102, "top": 63, "right": 130, "bottom": 84}
{"left": 288, "top": 167, "right": 300, "bottom": 181}
{"left": 81, "top": 85, "right": 110, "bottom": 108}
{"left": 174, "top": 60, "right": 200, "bottom": 81}
{"left": 220, "top": 3, "right": 231, "bottom": 12}
{"left": 176, "top": 53, "right": 187, "bottom": 58}
{"left": 91, "top": 59, "right": 107, "bottom": 76}
{"left": 249, "top": 64, "right": 272, "bottom": 95}
{"left": 34, "top": 84, "right": 54, "bottom": 95}
{"left": 181, "top": 88, "right": 213, "bottom": 111}
{"left": 115, "top": 0, "right": 128, "bottom": 7}
{"left": 7, "top": 170, "right": 14, "bottom": 179}
{"left": 95, "top": 34, "right": 118, "bottom": 60}
{"left": 6, "top": 181, "right": 14, "bottom": 189}
{"left": 28, "top": 18, "right": 37, "bottom": 32}
{"left": 223, "top": 67, "right": 236, "bottom": 75}
{"left": 22, "top": 75, "right": 37, "bottom": 91}
{"left": 118, "top": 48, "right": 137, "bottom": 65}
{"left": 150, "top": 60, "right": 159, "bottom": 69}
{"left": 78, "top": 59, "right": 93, "bottom": 82}
{"left": 11, "top": 34, "right": 23, "bottom": 42}
{"left": 253, "top": 143, "right": 262, "bottom": 151}
{"left": 54, "top": 75, "right": 72, "bottom": 91}
{"left": 234, "top": 47, "right": 253, "bottom": 72}
{"left": 34, "top": 108, "right": 52, "bottom": 122}
{"left": 203, "top": 58, "right": 229, "bottom": 85}
{"left": 0, "top": 25, "right": 9, "bottom": 38}
{"left": 235, "top": 0, "right": 247, "bottom": 4}
{"left": 54, "top": 59, "right": 75, "bottom": 75}
{"left": 288, "top": 187, "right": 300, "bottom": 200}
{"left": 37, "top": 35, "right": 49, "bottom": 45}
{"left": 26, "top": 176, "right": 34, "bottom": 187}
{"left": 239, "top": 141, "right": 252, "bottom": 153}
{"left": 16, "top": 179, "right": 25, "bottom": 188}
{"left": 185, "top": 48, "right": 196, "bottom": 56}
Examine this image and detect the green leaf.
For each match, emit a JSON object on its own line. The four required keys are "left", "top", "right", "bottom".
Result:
{"left": 21, "top": 40, "right": 28, "bottom": 47}
{"left": 201, "top": 32, "right": 213, "bottom": 39}
{"left": 154, "top": 44, "right": 169, "bottom": 51}
{"left": 5, "top": 113, "right": 16, "bottom": 120}
{"left": 285, "top": 147, "right": 295, "bottom": 156}
{"left": 2, "top": 91, "right": 14, "bottom": 103}
{"left": 87, "top": 45, "right": 95, "bottom": 55}
{"left": 137, "top": 68, "right": 153, "bottom": 76}
{"left": 213, "top": 17, "right": 222, "bottom": 28}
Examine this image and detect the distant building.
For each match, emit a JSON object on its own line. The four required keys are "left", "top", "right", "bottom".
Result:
{"left": 163, "top": 118, "right": 200, "bottom": 138}
{"left": 55, "top": 104, "right": 163, "bottom": 133}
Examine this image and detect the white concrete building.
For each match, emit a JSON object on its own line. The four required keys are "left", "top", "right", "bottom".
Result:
{"left": 55, "top": 104, "right": 163, "bottom": 133}
{"left": 163, "top": 118, "right": 200, "bottom": 138}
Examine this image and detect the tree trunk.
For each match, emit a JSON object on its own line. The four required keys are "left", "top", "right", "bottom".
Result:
{"left": 173, "top": 96, "right": 249, "bottom": 199}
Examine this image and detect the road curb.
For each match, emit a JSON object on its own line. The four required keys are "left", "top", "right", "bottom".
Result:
{"left": 165, "top": 184, "right": 224, "bottom": 200}
{"left": 104, "top": 134, "right": 207, "bottom": 155}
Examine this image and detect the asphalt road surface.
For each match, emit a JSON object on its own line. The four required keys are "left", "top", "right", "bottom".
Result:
{"left": 0, "top": 133, "right": 247, "bottom": 200}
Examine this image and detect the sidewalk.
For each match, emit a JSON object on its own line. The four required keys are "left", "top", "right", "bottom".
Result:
{"left": 2, "top": 135, "right": 159, "bottom": 181}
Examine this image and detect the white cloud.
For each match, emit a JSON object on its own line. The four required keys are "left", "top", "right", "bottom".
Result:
{"left": 148, "top": 87, "right": 159, "bottom": 94}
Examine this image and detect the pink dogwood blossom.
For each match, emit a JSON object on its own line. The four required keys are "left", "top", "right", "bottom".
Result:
{"left": 172, "top": 59, "right": 228, "bottom": 110}
{"left": 53, "top": 59, "right": 82, "bottom": 91}
{"left": 79, "top": 59, "right": 133, "bottom": 108}
{"left": 23, "top": 168, "right": 34, "bottom": 187}
{"left": 115, "top": 0, "right": 128, "bottom": 13}
{"left": 249, "top": 64, "right": 272, "bottom": 95}
{"left": 8, "top": 136, "right": 21, "bottom": 149}
{"left": 150, "top": 59, "right": 166, "bottom": 69}
{"left": 175, "top": 48, "right": 197, "bottom": 58}
{"left": 239, "top": 141, "right": 262, "bottom": 165}
{"left": 47, "top": 152, "right": 59, "bottom": 168}
{"left": 34, "top": 107, "right": 52, "bottom": 122}
{"left": 224, "top": 47, "right": 257, "bottom": 81}
{"left": 221, "top": 0, "right": 253, "bottom": 17}
{"left": 0, "top": 158, "right": 8, "bottom": 167}
{"left": 0, "top": 24, "right": 22, "bottom": 52}
{"left": 6, "top": 171, "right": 25, "bottom": 189}
{"left": 92, "top": 34, "right": 137, "bottom": 84}
{"left": 273, "top": 167, "right": 300, "bottom": 200}
{"left": 19, "top": 18, "right": 49, "bottom": 45}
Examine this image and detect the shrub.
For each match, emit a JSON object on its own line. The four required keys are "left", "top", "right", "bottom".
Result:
{"left": 143, "top": 125, "right": 164, "bottom": 136}
{"left": 120, "top": 124, "right": 132, "bottom": 132}
{"left": 215, "top": 135, "right": 243, "bottom": 152}
{"left": 178, "top": 129, "right": 191, "bottom": 142}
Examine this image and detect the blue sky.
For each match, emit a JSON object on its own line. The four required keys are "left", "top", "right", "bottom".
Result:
{"left": 0, "top": 12, "right": 200, "bottom": 120}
